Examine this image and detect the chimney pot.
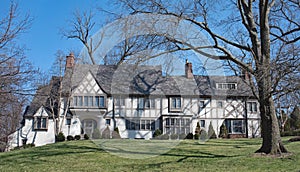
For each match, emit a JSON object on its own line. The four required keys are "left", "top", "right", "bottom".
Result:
{"left": 66, "top": 53, "right": 75, "bottom": 68}
{"left": 185, "top": 60, "right": 193, "bottom": 79}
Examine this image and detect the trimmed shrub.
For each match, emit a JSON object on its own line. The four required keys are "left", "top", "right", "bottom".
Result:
{"left": 84, "top": 134, "right": 89, "bottom": 140}
{"left": 92, "top": 128, "right": 101, "bottom": 139}
{"left": 195, "top": 122, "right": 201, "bottom": 135}
{"left": 200, "top": 129, "right": 208, "bottom": 141}
{"left": 185, "top": 133, "right": 193, "bottom": 139}
{"left": 23, "top": 143, "right": 35, "bottom": 149}
{"left": 56, "top": 132, "right": 65, "bottom": 142}
{"left": 153, "top": 129, "right": 162, "bottom": 137}
{"left": 208, "top": 122, "right": 217, "bottom": 139}
{"left": 219, "top": 123, "right": 228, "bottom": 138}
{"left": 74, "top": 135, "right": 81, "bottom": 140}
{"left": 179, "top": 133, "right": 187, "bottom": 140}
{"left": 170, "top": 134, "right": 179, "bottom": 140}
{"left": 194, "top": 133, "right": 199, "bottom": 140}
{"left": 153, "top": 134, "right": 169, "bottom": 140}
{"left": 67, "top": 135, "right": 74, "bottom": 141}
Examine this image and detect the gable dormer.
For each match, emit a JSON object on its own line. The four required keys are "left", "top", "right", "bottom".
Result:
{"left": 73, "top": 71, "right": 105, "bottom": 95}
{"left": 72, "top": 71, "right": 107, "bottom": 108}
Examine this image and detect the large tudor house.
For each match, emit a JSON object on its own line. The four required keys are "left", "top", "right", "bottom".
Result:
{"left": 9, "top": 53, "right": 260, "bottom": 148}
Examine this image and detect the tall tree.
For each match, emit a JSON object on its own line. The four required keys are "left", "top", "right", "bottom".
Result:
{"left": 0, "top": 2, "right": 35, "bottom": 151}
{"left": 114, "top": 0, "right": 300, "bottom": 155}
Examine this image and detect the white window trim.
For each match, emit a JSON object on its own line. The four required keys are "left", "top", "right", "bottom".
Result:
{"left": 169, "top": 97, "right": 182, "bottom": 111}
{"left": 34, "top": 116, "right": 48, "bottom": 130}
{"left": 216, "top": 83, "right": 237, "bottom": 90}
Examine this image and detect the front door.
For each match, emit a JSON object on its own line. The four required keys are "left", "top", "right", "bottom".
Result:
{"left": 82, "top": 119, "right": 97, "bottom": 136}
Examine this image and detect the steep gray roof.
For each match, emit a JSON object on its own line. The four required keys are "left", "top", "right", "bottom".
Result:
{"left": 61, "top": 64, "right": 255, "bottom": 97}
{"left": 24, "top": 76, "right": 61, "bottom": 118}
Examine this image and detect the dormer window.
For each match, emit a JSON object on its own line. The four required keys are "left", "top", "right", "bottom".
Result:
{"left": 216, "top": 83, "right": 237, "bottom": 90}
{"left": 169, "top": 97, "right": 182, "bottom": 111}
{"left": 34, "top": 117, "right": 48, "bottom": 130}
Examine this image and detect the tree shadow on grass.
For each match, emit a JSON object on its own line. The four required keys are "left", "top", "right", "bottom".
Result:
{"left": 0, "top": 141, "right": 104, "bottom": 166}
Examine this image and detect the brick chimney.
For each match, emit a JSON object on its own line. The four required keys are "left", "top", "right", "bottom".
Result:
{"left": 66, "top": 52, "right": 75, "bottom": 69}
{"left": 185, "top": 59, "right": 193, "bottom": 79}
{"left": 241, "top": 63, "right": 252, "bottom": 81}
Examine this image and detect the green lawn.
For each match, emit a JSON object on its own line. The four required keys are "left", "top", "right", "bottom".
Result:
{"left": 0, "top": 137, "right": 299, "bottom": 172}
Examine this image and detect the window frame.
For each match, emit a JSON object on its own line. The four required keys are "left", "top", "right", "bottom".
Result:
{"left": 217, "top": 101, "right": 223, "bottom": 108}
{"left": 66, "top": 118, "right": 72, "bottom": 126}
{"left": 144, "top": 98, "right": 156, "bottom": 109}
{"left": 105, "top": 119, "right": 111, "bottom": 126}
{"left": 247, "top": 102, "right": 258, "bottom": 113}
{"left": 72, "top": 95, "right": 106, "bottom": 108}
{"left": 225, "top": 119, "right": 245, "bottom": 134}
{"left": 216, "top": 83, "right": 237, "bottom": 90}
{"left": 34, "top": 116, "right": 48, "bottom": 130}
{"left": 169, "top": 97, "right": 182, "bottom": 111}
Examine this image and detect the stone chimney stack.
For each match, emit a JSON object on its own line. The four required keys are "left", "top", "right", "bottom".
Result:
{"left": 66, "top": 52, "right": 75, "bottom": 69}
{"left": 185, "top": 59, "right": 193, "bottom": 79}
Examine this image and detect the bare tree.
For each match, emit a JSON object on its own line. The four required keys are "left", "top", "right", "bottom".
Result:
{"left": 113, "top": 0, "right": 300, "bottom": 155}
{"left": 0, "top": 2, "right": 36, "bottom": 151}
{"left": 62, "top": 10, "right": 100, "bottom": 64}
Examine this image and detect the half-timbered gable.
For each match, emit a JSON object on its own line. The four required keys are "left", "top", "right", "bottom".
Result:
{"left": 9, "top": 54, "right": 261, "bottom": 149}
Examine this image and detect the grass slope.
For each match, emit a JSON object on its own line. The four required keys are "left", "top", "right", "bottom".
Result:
{"left": 0, "top": 137, "right": 299, "bottom": 172}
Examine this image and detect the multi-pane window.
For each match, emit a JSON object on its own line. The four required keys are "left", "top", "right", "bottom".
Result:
{"left": 225, "top": 119, "right": 245, "bottom": 134}
{"left": 144, "top": 98, "right": 155, "bottom": 109}
{"left": 165, "top": 117, "right": 190, "bottom": 134}
{"left": 216, "top": 83, "right": 237, "bottom": 90}
{"left": 115, "top": 97, "right": 125, "bottom": 106}
{"left": 73, "top": 96, "right": 105, "bottom": 108}
{"left": 94, "top": 96, "right": 105, "bottom": 107}
{"left": 247, "top": 102, "right": 258, "bottom": 112}
{"left": 170, "top": 97, "right": 181, "bottom": 110}
{"left": 125, "top": 119, "right": 155, "bottom": 131}
{"left": 34, "top": 117, "right": 48, "bottom": 130}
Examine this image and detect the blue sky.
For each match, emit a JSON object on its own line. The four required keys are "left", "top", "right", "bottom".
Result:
{"left": 1, "top": 0, "right": 110, "bottom": 71}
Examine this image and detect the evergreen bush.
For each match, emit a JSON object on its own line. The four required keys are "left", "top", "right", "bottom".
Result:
{"left": 185, "top": 133, "right": 193, "bottom": 139}
{"left": 84, "top": 134, "right": 89, "bottom": 140}
{"left": 179, "top": 133, "right": 187, "bottom": 140}
{"left": 219, "top": 123, "right": 228, "bottom": 138}
{"left": 153, "top": 129, "right": 162, "bottom": 137}
{"left": 56, "top": 132, "right": 65, "bottom": 142}
{"left": 170, "top": 134, "right": 179, "bottom": 140}
{"left": 194, "top": 133, "right": 199, "bottom": 140}
{"left": 200, "top": 129, "right": 208, "bottom": 141}
{"left": 74, "top": 135, "right": 81, "bottom": 140}
{"left": 67, "top": 135, "right": 74, "bottom": 141}
{"left": 208, "top": 122, "right": 217, "bottom": 139}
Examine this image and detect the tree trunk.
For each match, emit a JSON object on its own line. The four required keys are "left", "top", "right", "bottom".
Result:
{"left": 255, "top": 78, "right": 288, "bottom": 154}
